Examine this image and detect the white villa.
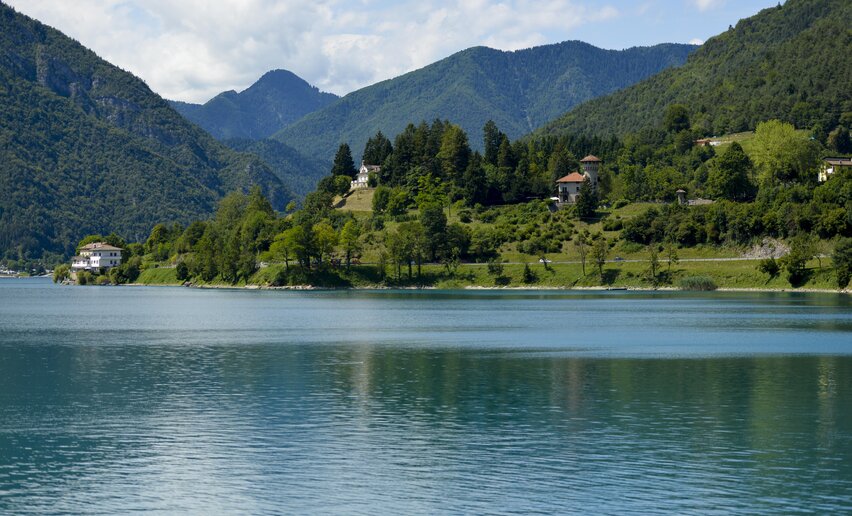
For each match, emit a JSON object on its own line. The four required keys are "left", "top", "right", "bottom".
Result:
{"left": 71, "top": 242, "right": 123, "bottom": 271}
{"left": 351, "top": 161, "right": 380, "bottom": 190}
{"left": 556, "top": 155, "right": 601, "bottom": 203}
{"left": 819, "top": 157, "right": 852, "bottom": 182}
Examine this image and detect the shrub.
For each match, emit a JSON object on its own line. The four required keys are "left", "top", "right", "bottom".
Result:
{"left": 679, "top": 276, "right": 718, "bottom": 291}
{"left": 175, "top": 261, "right": 189, "bottom": 281}
{"left": 76, "top": 271, "right": 93, "bottom": 285}
{"left": 522, "top": 263, "right": 537, "bottom": 283}
{"left": 602, "top": 218, "right": 623, "bottom": 231}
{"left": 757, "top": 257, "right": 780, "bottom": 279}
{"left": 612, "top": 199, "right": 630, "bottom": 209}
{"left": 52, "top": 264, "right": 70, "bottom": 283}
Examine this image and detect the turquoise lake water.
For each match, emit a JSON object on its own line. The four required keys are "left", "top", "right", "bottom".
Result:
{"left": 1, "top": 278, "right": 851, "bottom": 513}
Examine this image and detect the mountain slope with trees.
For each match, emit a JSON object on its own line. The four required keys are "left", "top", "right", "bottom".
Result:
{"left": 223, "top": 138, "right": 331, "bottom": 197}
{"left": 273, "top": 41, "right": 696, "bottom": 162}
{"left": 536, "top": 0, "right": 852, "bottom": 139}
{"left": 0, "top": 2, "right": 292, "bottom": 259}
{"left": 170, "top": 69, "right": 338, "bottom": 140}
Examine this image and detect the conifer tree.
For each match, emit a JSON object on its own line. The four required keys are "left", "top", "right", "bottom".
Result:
{"left": 331, "top": 143, "right": 357, "bottom": 178}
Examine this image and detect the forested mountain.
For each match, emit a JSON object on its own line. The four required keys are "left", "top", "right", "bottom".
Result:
{"left": 536, "top": 0, "right": 852, "bottom": 138}
{"left": 0, "top": 2, "right": 292, "bottom": 259}
{"left": 224, "top": 138, "right": 330, "bottom": 197}
{"left": 170, "top": 69, "right": 338, "bottom": 140}
{"left": 273, "top": 41, "right": 696, "bottom": 161}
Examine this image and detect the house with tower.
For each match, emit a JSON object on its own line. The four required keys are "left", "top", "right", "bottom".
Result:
{"left": 555, "top": 155, "right": 601, "bottom": 203}
{"left": 351, "top": 161, "right": 380, "bottom": 190}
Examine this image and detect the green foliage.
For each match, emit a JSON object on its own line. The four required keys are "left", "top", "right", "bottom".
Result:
{"left": 362, "top": 131, "right": 393, "bottom": 165}
{"left": 76, "top": 271, "right": 93, "bottom": 286}
{"left": 331, "top": 144, "right": 358, "bottom": 178}
{"left": 678, "top": 276, "right": 718, "bottom": 291}
{"left": 751, "top": 120, "right": 820, "bottom": 185}
{"left": 758, "top": 258, "right": 780, "bottom": 279}
{"left": 538, "top": 0, "right": 851, "bottom": 139}
{"left": 705, "top": 142, "right": 756, "bottom": 201}
{"left": 576, "top": 178, "right": 598, "bottom": 219}
{"left": 170, "top": 69, "right": 338, "bottom": 140}
{"left": 779, "top": 236, "right": 814, "bottom": 287}
{"left": 175, "top": 261, "right": 189, "bottom": 282}
{"left": 522, "top": 263, "right": 537, "bottom": 284}
{"left": 827, "top": 126, "right": 851, "bottom": 153}
{"left": 0, "top": 3, "right": 291, "bottom": 260}
{"left": 224, "top": 138, "right": 330, "bottom": 197}
{"left": 646, "top": 246, "right": 660, "bottom": 285}
{"left": 52, "top": 264, "right": 70, "bottom": 283}
{"left": 833, "top": 238, "right": 852, "bottom": 289}
{"left": 663, "top": 104, "right": 690, "bottom": 134}
{"left": 274, "top": 42, "right": 694, "bottom": 162}
{"left": 339, "top": 220, "right": 363, "bottom": 269}
{"left": 593, "top": 237, "right": 608, "bottom": 278}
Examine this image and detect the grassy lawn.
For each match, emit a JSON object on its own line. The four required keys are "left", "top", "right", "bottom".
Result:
{"left": 712, "top": 129, "right": 809, "bottom": 155}
{"left": 136, "top": 267, "right": 179, "bottom": 285}
{"left": 334, "top": 188, "right": 374, "bottom": 212}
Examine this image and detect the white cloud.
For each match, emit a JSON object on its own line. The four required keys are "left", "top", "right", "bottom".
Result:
{"left": 689, "top": 38, "right": 705, "bottom": 45}
{"left": 692, "top": 0, "right": 726, "bottom": 12}
{"left": 6, "top": 0, "right": 620, "bottom": 103}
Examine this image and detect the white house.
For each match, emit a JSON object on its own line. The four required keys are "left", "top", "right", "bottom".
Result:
{"left": 71, "top": 242, "right": 123, "bottom": 271}
{"left": 819, "top": 157, "right": 852, "bottom": 182}
{"left": 351, "top": 161, "right": 380, "bottom": 190}
{"left": 556, "top": 155, "right": 601, "bottom": 203}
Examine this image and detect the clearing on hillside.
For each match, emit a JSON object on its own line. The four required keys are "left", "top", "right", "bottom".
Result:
{"left": 335, "top": 189, "right": 374, "bottom": 212}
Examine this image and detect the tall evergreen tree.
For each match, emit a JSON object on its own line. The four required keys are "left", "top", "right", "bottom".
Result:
{"left": 483, "top": 120, "right": 502, "bottom": 166}
{"left": 331, "top": 143, "right": 357, "bottom": 178}
{"left": 363, "top": 131, "right": 394, "bottom": 165}
{"left": 576, "top": 178, "right": 598, "bottom": 219}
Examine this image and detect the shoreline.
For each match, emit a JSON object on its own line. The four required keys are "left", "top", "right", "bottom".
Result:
{"left": 123, "top": 281, "right": 849, "bottom": 294}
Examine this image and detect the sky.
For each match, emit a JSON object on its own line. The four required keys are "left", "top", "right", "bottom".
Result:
{"left": 6, "top": 0, "right": 781, "bottom": 104}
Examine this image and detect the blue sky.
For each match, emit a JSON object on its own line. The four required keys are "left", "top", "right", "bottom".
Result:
{"left": 7, "top": 0, "right": 780, "bottom": 103}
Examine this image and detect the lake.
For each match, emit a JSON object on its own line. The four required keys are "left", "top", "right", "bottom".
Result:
{"left": 1, "top": 278, "right": 850, "bottom": 514}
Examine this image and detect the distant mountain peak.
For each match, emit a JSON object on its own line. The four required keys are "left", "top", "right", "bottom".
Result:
{"left": 170, "top": 69, "right": 338, "bottom": 141}
{"left": 272, "top": 39, "right": 696, "bottom": 162}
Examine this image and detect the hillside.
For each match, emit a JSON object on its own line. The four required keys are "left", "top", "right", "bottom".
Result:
{"left": 0, "top": 2, "right": 292, "bottom": 258}
{"left": 224, "top": 138, "right": 330, "bottom": 197}
{"left": 273, "top": 41, "right": 696, "bottom": 161}
{"left": 536, "top": 0, "right": 852, "bottom": 138}
{"left": 170, "top": 69, "right": 338, "bottom": 140}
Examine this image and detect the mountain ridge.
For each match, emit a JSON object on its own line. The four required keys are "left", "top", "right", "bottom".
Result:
{"left": 0, "top": 1, "right": 291, "bottom": 258}
{"left": 271, "top": 40, "right": 697, "bottom": 162}
{"left": 170, "top": 69, "right": 338, "bottom": 141}
{"left": 535, "top": 0, "right": 852, "bottom": 138}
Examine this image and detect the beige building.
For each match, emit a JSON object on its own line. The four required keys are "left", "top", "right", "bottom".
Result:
{"left": 71, "top": 242, "right": 123, "bottom": 271}
{"left": 556, "top": 155, "right": 601, "bottom": 203}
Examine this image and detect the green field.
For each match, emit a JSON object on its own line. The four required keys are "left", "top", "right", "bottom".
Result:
{"left": 133, "top": 256, "right": 841, "bottom": 292}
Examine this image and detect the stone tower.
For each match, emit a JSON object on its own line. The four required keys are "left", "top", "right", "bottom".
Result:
{"left": 580, "top": 155, "right": 601, "bottom": 188}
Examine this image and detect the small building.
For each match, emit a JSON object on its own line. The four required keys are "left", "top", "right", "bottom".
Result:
{"left": 819, "top": 157, "right": 852, "bottom": 182}
{"left": 555, "top": 155, "right": 601, "bottom": 203}
{"left": 556, "top": 173, "right": 587, "bottom": 203}
{"left": 71, "top": 242, "right": 123, "bottom": 271}
{"left": 351, "top": 161, "right": 380, "bottom": 190}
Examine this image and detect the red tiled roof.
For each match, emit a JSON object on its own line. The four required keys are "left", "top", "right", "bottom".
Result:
{"left": 580, "top": 155, "right": 601, "bottom": 163}
{"left": 556, "top": 172, "right": 586, "bottom": 183}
